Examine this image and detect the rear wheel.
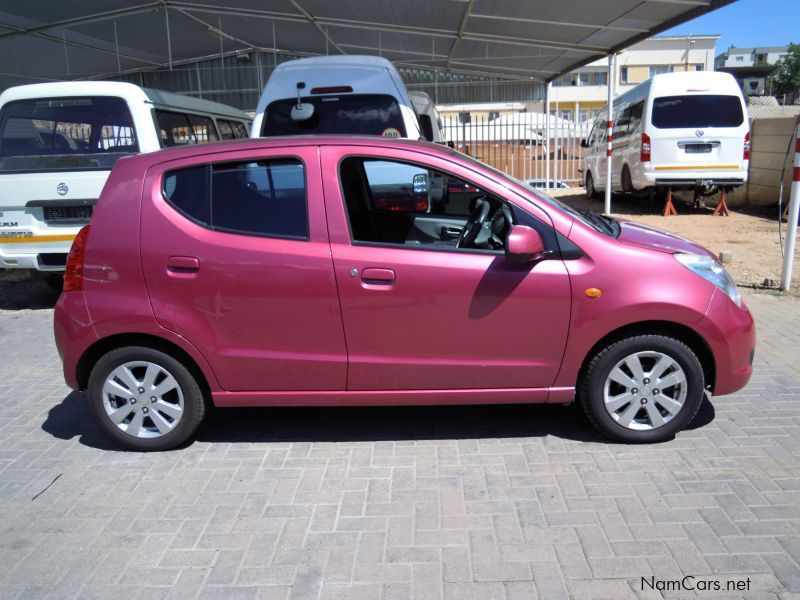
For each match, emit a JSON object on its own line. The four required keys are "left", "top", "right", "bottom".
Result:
{"left": 87, "top": 346, "right": 206, "bottom": 451}
{"left": 578, "top": 335, "right": 705, "bottom": 443}
{"left": 585, "top": 171, "right": 599, "bottom": 199}
{"left": 621, "top": 165, "right": 634, "bottom": 193}
{"left": 44, "top": 273, "right": 64, "bottom": 291}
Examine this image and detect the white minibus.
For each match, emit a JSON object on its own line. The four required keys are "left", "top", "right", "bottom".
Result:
{"left": 583, "top": 71, "right": 749, "bottom": 198}
{"left": 251, "top": 55, "right": 422, "bottom": 140}
{"left": 0, "top": 82, "right": 250, "bottom": 279}
{"left": 408, "top": 91, "right": 444, "bottom": 143}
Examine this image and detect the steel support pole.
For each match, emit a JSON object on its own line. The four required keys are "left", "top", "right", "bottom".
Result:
{"left": 780, "top": 119, "right": 800, "bottom": 291}
{"left": 604, "top": 53, "right": 616, "bottom": 215}
{"left": 545, "top": 82, "right": 551, "bottom": 191}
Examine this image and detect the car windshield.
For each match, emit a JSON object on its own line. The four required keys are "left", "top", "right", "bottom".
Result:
{"left": 451, "top": 149, "right": 617, "bottom": 236}
{"left": 651, "top": 95, "right": 744, "bottom": 129}
{"left": 0, "top": 96, "right": 138, "bottom": 172}
{"left": 262, "top": 94, "right": 407, "bottom": 137}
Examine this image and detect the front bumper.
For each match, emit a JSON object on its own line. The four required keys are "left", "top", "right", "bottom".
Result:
{"left": 697, "top": 289, "right": 756, "bottom": 395}
{"left": 1, "top": 238, "right": 75, "bottom": 271}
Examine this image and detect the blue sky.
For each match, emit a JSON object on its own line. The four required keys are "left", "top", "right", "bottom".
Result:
{"left": 664, "top": 0, "right": 798, "bottom": 54}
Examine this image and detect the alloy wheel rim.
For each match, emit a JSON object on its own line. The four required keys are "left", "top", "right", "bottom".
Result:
{"left": 602, "top": 351, "right": 687, "bottom": 431}
{"left": 102, "top": 361, "right": 184, "bottom": 439}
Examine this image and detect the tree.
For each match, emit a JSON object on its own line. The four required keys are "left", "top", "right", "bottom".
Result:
{"left": 772, "top": 43, "right": 800, "bottom": 97}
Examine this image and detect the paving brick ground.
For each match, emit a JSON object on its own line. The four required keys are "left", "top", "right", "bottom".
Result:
{"left": 1, "top": 284, "right": 799, "bottom": 599}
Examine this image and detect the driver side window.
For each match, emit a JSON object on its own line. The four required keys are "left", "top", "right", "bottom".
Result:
{"left": 339, "top": 156, "right": 514, "bottom": 252}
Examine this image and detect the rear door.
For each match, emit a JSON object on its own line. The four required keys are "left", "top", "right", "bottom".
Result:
{"left": 140, "top": 145, "right": 347, "bottom": 392}
{"left": 648, "top": 94, "right": 746, "bottom": 168}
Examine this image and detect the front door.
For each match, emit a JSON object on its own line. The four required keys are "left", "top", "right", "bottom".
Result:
{"left": 140, "top": 146, "right": 347, "bottom": 392}
{"left": 321, "top": 146, "right": 572, "bottom": 391}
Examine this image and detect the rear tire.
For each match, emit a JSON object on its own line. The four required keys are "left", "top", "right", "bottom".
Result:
{"left": 44, "top": 273, "right": 64, "bottom": 291}
{"left": 621, "top": 165, "right": 634, "bottom": 193}
{"left": 578, "top": 335, "right": 705, "bottom": 443}
{"left": 87, "top": 346, "right": 206, "bottom": 451}
{"left": 585, "top": 171, "right": 599, "bottom": 199}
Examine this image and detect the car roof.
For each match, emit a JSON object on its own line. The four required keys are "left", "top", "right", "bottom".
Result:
{"left": 121, "top": 135, "right": 451, "bottom": 168}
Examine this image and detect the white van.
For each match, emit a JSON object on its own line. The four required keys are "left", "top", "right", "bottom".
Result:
{"left": 0, "top": 81, "right": 250, "bottom": 276}
{"left": 251, "top": 55, "right": 422, "bottom": 140}
{"left": 408, "top": 91, "right": 443, "bottom": 143}
{"left": 583, "top": 71, "right": 750, "bottom": 197}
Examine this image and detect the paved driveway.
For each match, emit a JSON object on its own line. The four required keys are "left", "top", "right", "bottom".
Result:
{"left": 0, "top": 281, "right": 799, "bottom": 599}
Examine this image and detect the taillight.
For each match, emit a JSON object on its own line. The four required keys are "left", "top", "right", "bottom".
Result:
{"left": 641, "top": 133, "right": 651, "bottom": 162}
{"left": 63, "top": 225, "right": 91, "bottom": 292}
{"left": 743, "top": 131, "right": 751, "bottom": 160}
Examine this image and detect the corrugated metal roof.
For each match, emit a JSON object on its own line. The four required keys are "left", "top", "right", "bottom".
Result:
{"left": 748, "top": 104, "right": 800, "bottom": 120}
{"left": 0, "top": 0, "right": 735, "bottom": 94}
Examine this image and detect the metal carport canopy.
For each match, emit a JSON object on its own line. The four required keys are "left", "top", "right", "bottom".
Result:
{"left": 0, "top": 0, "right": 734, "bottom": 93}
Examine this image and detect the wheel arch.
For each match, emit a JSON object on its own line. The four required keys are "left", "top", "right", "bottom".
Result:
{"left": 76, "top": 333, "right": 212, "bottom": 399}
{"left": 578, "top": 320, "right": 716, "bottom": 392}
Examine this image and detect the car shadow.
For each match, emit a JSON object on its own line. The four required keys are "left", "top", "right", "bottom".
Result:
{"left": 42, "top": 390, "right": 716, "bottom": 452}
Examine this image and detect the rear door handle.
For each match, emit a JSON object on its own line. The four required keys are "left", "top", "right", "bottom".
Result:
{"left": 360, "top": 268, "right": 395, "bottom": 284}
{"left": 166, "top": 256, "right": 200, "bottom": 274}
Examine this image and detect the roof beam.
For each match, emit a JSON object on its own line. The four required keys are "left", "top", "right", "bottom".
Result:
{"left": 446, "top": 0, "right": 475, "bottom": 68}
{"left": 0, "top": 3, "right": 161, "bottom": 40}
{"left": 469, "top": 13, "right": 649, "bottom": 33}
{"left": 286, "top": 0, "right": 345, "bottom": 55}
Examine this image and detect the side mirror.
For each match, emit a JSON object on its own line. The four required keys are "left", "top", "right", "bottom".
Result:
{"left": 413, "top": 173, "right": 429, "bottom": 194}
{"left": 580, "top": 138, "right": 589, "bottom": 148}
{"left": 505, "top": 225, "right": 546, "bottom": 262}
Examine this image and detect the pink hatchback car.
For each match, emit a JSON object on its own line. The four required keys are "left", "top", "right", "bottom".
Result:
{"left": 54, "top": 136, "right": 755, "bottom": 450}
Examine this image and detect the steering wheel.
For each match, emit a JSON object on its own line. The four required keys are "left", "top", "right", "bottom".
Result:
{"left": 457, "top": 197, "right": 491, "bottom": 249}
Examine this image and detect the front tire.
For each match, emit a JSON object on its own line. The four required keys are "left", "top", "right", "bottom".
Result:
{"left": 87, "top": 346, "right": 206, "bottom": 451}
{"left": 578, "top": 335, "right": 705, "bottom": 443}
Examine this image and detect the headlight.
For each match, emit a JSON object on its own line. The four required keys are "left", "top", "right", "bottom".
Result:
{"left": 675, "top": 253, "right": 741, "bottom": 307}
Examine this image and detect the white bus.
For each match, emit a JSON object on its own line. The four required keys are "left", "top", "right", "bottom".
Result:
{"left": 251, "top": 55, "right": 422, "bottom": 141}
{"left": 0, "top": 82, "right": 250, "bottom": 280}
{"left": 583, "top": 71, "right": 750, "bottom": 198}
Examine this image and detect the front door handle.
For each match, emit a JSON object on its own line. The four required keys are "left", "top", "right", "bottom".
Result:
{"left": 360, "top": 268, "right": 395, "bottom": 284}
{"left": 166, "top": 256, "right": 200, "bottom": 274}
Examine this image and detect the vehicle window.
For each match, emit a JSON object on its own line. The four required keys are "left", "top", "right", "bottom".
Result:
{"left": 340, "top": 156, "right": 518, "bottom": 252}
{"left": 651, "top": 95, "right": 744, "bottom": 129}
{"left": 157, "top": 111, "right": 194, "bottom": 146}
{"left": 163, "top": 165, "right": 208, "bottom": 224}
{"left": 418, "top": 114, "right": 434, "bottom": 142}
{"left": 262, "top": 94, "right": 406, "bottom": 137}
{"left": 217, "top": 119, "right": 248, "bottom": 140}
{"left": 211, "top": 159, "right": 307, "bottom": 239}
{"left": 187, "top": 114, "right": 218, "bottom": 142}
{"left": 0, "top": 96, "right": 139, "bottom": 172}
{"left": 163, "top": 159, "right": 308, "bottom": 239}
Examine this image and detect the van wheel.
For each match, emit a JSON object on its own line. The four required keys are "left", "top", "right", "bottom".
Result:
{"left": 577, "top": 335, "right": 704, "bottom": 443}
{"left": 585, "top": 171, "right": 599, "bottom": 199}
{"left": 44, "top": 273, "right": 64, "bottom": 291}
{"left": 87, "top": 346, "right": 206, "bottom": 451}
{"left": 621, "top": 166, "right": 634, "bottom": 193}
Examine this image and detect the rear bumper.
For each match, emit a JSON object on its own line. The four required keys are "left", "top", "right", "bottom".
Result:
{"left": 54, "top": 290, "right": 98, "bottom": 390}
{"left": 639, "top": 169, "right": 747, "bottom": 189}
{"left": 697, "top": 289, "right": 756, "bottom": 396}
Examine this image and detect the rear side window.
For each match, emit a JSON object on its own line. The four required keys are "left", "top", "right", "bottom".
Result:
{"left": 218, "top": 119, "right": 249, "bottom": 139}
{"left": 0, "top": 96, "right": 138, "bottom": 172}
{"left": 156, "top": 110, "right": 220, "bottom": 147}
{"left": 162, "top": 159, "right": 308, "bottom": 240}
{"left": 651, "top": 95, "right": 744, "bottom": 129}
{"left": 262, "top": 94, "right": 406, "bottom": 137}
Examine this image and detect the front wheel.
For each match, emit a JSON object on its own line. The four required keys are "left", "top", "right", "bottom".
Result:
{"left": 87, "top": 346, "right": 206, "bottom": 451}
{"left": 578, "top": 335, "right": 705, "bottom": 443}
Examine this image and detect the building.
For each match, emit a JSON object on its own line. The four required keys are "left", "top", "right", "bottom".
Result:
{"left": 548, "top": 35, "right": 719, "bottom": 123}
{"left": 715, "top": 45, "right": 790, "bottom": 96}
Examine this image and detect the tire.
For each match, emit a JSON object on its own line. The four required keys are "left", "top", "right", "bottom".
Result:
{"left": 585, "top": 171, "right": 599, "bottom": 199}
{"left": 577, "top": 335, "right": 704, "bottom": 443}
{"left": 87, "top": 346, "right": 206, "bottom": 451}
{"left": 621, "top": 165, "right": 633, "bottom": 194}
